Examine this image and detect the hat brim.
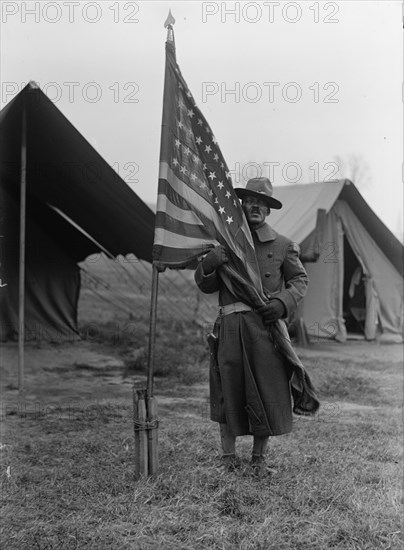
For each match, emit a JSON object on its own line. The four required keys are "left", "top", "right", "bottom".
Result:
{"left": 234, "top": 188, "right": 283, "bottom": 210}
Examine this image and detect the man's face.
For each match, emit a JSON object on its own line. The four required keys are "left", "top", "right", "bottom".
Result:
{"left": 242, "top": 196, "right": 269, "bottom": 228}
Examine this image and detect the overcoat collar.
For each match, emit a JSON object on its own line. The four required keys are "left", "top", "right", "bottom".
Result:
{"left": 253, "top": 222, "right": 278, "bottom": 242}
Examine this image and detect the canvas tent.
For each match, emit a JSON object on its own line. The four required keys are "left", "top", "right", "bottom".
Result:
{"left": 269, "top": 180, "right": 403, "bottom": 342}
{"left": 0, "top": 82, "right": 155, "bottom": 341}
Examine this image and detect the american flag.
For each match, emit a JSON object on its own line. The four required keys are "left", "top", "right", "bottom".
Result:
{"left": 153, "top": 33, "right": 263, "bottom": 296}
{"left": 152, "top": 30, "right": 320, "bottom": 416}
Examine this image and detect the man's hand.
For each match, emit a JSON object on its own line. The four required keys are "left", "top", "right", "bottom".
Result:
{"left": 257, "top": 299, "right": 285, "bottom": 325}
{"left": 202, "top": 246, "right": 228, "bottom": 275}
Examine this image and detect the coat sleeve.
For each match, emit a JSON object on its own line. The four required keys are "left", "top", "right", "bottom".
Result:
{"left": 276, "top": 242, "right": 308, "bottom": 317}
{"left": 194, "top": 261, "right": 221, "bottom": 294}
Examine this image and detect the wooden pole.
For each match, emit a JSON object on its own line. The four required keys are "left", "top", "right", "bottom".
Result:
{"left": 134, "top": 16, "right": 174, "bottom": 477}
{"left": 18, "top": 102, "right": 27, "bottom": 392}
{"left": 146, "top": 394, "right": 158, "bottom": 475}
{"left": 147, "top": 264, "right": 159, "bottom": 398}
{"left": 133, "top": 389, "right": 149, "bottom": 477}
{"left": 146, "top": 264, "right": 159, "bottom": 475}
{"left": 133, "top": 264, "right": 160, "bottom": 477}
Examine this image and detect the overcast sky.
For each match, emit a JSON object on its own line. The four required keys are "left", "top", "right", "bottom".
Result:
{"left": 1, "top": 0, "right": 402, "bottom": 236}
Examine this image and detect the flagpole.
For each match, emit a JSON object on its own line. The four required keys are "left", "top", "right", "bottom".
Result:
{"left": 18, "top": 94, "right": 27, "bottom": 393}
{"left": 146, "top": 264, "right": 159, "bottom": 398}
{"left": 134, "top": 259, "right": 160, "bottom": 478}
{"left": 133, "top": 13, "right": 177, "bottom": 477}
{"left": 145, "top": 11, "right": 176, "bottom": 400}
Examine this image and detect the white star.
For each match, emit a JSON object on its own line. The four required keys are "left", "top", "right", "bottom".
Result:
{"left": 200, "top": 181, "right": 207, "bottom": 190}
{"left": 195, "top": 136, "right": 202, "bottom": 145}
{"left": 193, "top": 154, "right": 199, "bottom": 163}
{"left": 208, "top": 189, "right": 213, "bottom": 197}
{"left": 213, "top": 153, "right": 219, "bottom": 161}
{"left": 175, "top": 139, "right": 181, "bottom": 149}
{"left": 202, "top": 163, "right": 207, "bottom": 170}
{"left": 172, "top": 158, "right": 179, "bottom": 166}
{"left": 217, "top": 181, "right": 224, "bottom": 190}
{"left": 208, "top": 171, "right": 216, "bottom": 180}
{"left": 205, "top": 126, "right": 210, "bottom": 133}
{"left": 177, "top": 99, "right": 184, "bottom": 109}
{"left": 190, "top": 173, "right": 197, "bottom": 181}
{"left": 212, "top": 136, "right": 218, "bottom": 144}
{"left": 183, "top": 146, "right": 191, "bottom": 156}
{"left": 233, "top": 199, "right": 238, "bottom": 207}
{"left": 214, "top": 198, "right": 219, "bottom": 204}
{"left": 219, "top": 206, "right": 225, "bottom": 214}
{"left": 197, "top": 119, "right": 203, "bottom": 126}
{"left": 226, "top": 216, "right": 234, "bottom": 225}
{"left": 187, "top": 109, "right": 194, "bottom": 118}
{"left": 205, "top": 145, "right": 212, "bottom": 154}
{"left": 220, "top": 162, "right": 224, "bottom": 168}
{"left": 177, "top": 120, "right": 183, "bottom": 129}
{"left": 186, "top": 90, "right": 192, "bottom": 98}
{"left": 225, "top": 191, "right": 232, "bottom": 199}
{"left": 178, "top": 82, "right": 183, "bottom": 89}
{"left": 180, "top": 165, "right": 188, "bottom": 174}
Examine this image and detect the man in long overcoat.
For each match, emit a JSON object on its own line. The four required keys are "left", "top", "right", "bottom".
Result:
{"left": 194, "top": 177, "right": 309, "bottom": 473}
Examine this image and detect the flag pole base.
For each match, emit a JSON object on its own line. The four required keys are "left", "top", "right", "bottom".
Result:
{"left": 133, "top": 388, "right": 159, "bottom": 477}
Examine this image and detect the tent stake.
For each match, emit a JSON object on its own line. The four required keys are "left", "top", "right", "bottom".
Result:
{"left": 18, "top": 103, "right": 27, "bottom": 392}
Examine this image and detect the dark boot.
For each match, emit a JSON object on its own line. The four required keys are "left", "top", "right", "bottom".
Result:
{"left": 219, "top": 452, "right": 237, "bottom": 471}
{"left": 251, "top": 454, "right": 277, "bottom": 477}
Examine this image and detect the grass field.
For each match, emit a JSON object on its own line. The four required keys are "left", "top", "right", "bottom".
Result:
{"left": 1, "top": 315, "right": 402, "bottom": 549}
{"left": 0, "top": 257, "right": 403, "bottom": 549}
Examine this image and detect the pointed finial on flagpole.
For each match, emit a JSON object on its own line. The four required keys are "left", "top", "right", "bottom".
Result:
{"left": 164, "top": 9, "right": 175, "bottom": 42}
{"left": 164, "top": 9, "right": 175, "bottom": 28}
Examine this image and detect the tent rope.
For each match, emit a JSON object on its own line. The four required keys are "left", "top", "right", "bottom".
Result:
{"left": 80, "top": 266, "right": 137, "bottom": 309}
{"left": 80, "top": 268, "right": 134, "bottom": 317}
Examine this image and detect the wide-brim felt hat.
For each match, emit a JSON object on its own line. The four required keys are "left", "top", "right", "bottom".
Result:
{"left": 234, "top": 177, "right": 283, "bottom": 209}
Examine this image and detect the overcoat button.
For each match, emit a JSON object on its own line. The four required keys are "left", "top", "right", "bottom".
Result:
{"left": 265, "top": 272, "right": 271, "bottom": 278}
{"left": 268, "top": 252, "right": 273, "bottom": 258}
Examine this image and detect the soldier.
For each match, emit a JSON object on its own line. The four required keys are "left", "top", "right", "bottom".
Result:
{"left": 194, "top": 177, "right": 309, "bottom": 475}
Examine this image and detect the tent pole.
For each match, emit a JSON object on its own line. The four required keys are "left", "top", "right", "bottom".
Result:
{"left": 146, "top": 264, "right": 159, "bottom": 397}
{"left": 18, "top": 103, "right": 27, "bottom": 392}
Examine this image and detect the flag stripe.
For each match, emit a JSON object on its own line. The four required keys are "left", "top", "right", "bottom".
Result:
{"left": 153, "top": 244, "right": 212, "bottom": 268}
{"left": 154, "top": 227, "right": 217, "bottom": 249}
{"left": 155, "top": 211, "right": 215, "bottom": 240}
{"left": 156, "top": 194, "right": 205, "bottom": 226}
{"left": 157, "top": 178, "right": 207, "bottom": 221}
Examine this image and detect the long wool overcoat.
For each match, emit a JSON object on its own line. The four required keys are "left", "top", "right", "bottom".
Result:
{"left": 195, "top": 223, "right": 309, "bottom": 437}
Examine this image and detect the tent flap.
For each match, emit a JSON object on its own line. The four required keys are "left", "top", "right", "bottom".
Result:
{"left": 270, "top": 182, "right": 403, "bottom": 340}
{"left": 334, "top": 200, "right": 403, "bottom": 339}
